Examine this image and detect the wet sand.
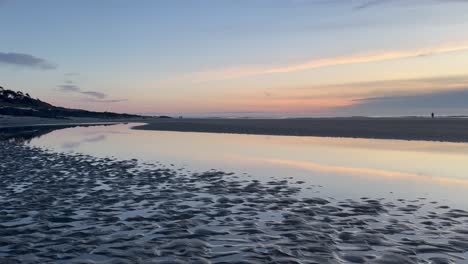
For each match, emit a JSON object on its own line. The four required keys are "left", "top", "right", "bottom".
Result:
{"left": 134, "top": 117, "right": 468, "bottom": 142}
{"left": 1, "top": 140, "right": 468, "bottom": 263}
{"left": 5, "top": 115, "right": 468, "bottom": 142}
{"left": 0, "top": 114, "right": 148, "bottom": 129}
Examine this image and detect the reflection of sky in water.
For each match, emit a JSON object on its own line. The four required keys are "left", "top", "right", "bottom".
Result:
{"left": 28, "top": 123, "right": 468, "bottom": 209}
{"left": 62, "top": 135, "right": 107, "bottom": 149}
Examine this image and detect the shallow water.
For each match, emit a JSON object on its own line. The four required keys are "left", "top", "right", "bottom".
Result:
{"left": 2, "top": 123, "right": 468, "bottom": 263}
{"left": 27, "top": 123, "right": 468, "bottom": 209}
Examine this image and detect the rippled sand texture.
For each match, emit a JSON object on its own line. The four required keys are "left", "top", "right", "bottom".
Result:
{"left": 1, "top": 142, "right": 468, "bottom": 263}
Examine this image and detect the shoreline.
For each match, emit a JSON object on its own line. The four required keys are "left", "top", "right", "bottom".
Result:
{"left": 4, "top": 115, "right": 468, "bottom": 143}
{"left": 133, "top": 117, "right": 468, "bottom": 143}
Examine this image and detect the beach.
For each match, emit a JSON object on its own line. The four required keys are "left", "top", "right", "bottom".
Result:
{"left": 134, "top": 117, "right": 468, "bottom": 143}
{"left": 4, "top": 115, "right": 468, "bottom": 143}
{"left": 2, "top": 118, "right": 468, "bottom": 263}
{"left": 2, "top": 139, "right": 468, "bottom": 263}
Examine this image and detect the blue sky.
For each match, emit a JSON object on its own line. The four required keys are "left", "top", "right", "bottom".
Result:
{"left": 1, "top": 0, "right": 468, "bottom": 116}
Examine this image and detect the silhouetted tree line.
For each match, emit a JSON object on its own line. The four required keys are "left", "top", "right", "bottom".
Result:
{"left": 0, "top": 86, "right": 141, "bottom": 119}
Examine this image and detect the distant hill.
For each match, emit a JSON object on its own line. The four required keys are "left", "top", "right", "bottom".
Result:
{"left": 0, "top": 86, "right": 142, "bottom": 119}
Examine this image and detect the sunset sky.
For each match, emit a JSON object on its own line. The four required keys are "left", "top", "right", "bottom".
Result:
{"left": 1, "top": 0, "right": 468, "bottom": 117}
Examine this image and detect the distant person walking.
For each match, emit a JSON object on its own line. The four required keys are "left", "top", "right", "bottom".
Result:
{"left": 431, "top": 112, "right": 435, "bottom": 119}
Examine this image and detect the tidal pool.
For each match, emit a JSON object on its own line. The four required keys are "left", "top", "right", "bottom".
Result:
{"left": 2, "top": 123, "right": 468, "bottom": 263}
{"left": 26, "top": 123, "right": 468, "bottom": 209}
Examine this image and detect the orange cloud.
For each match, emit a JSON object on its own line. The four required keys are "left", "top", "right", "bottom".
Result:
{"left": 190, "top": 42, "right": 468, "bottom": 82}
{"left": 223, "top": 97, "right": 355, "bottom": 112}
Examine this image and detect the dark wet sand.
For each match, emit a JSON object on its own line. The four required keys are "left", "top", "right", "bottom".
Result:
{"left": 5, "top": 115, "right": 468, "bottom": 142}
{"left": 134, "top": 117, "right": 468, "bottom": 142}
{"left": 0, "top": 114, "right": 148, "bottom": 129}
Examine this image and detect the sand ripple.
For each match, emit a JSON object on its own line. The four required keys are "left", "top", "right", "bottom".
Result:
{"left": 1, "top": 141, "right": 468, "bottom": 263}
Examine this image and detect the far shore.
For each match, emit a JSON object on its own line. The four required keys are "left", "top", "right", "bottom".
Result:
{"left": 4, "top": 114, "right": 468, "bottom": 143}
{"left": 133, "top": 117, "right": 468, "bottom": 143}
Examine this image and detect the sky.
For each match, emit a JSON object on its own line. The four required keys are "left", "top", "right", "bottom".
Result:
{"left": 1, "top": 0, "right": 468, "bottom": 117}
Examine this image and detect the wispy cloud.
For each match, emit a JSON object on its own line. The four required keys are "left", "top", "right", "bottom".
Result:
{"left": 219, "top": 74, "right": 468, "bottom": 115}
{"left": 354, "top": 0, "right": 389, "bottom": 10}
{"left": 330, "top": 87, "right": 468, "bottom": 116}
{"left": 354, "top": 88, "right": 468, "bottom": 108}
{"left": 188, "top": 42, "right": 468, "bottom": 82}
{"left": 58, "top": 84, "right": 80, "bottom": 92}
{"left": 58, "top": 84, "right": 126, "bottom": 103}
{"left": 83, "top": 98, "right": 128, "bottom": 103}
{"left": 58, "top": 84, "right": 107, "bottom": 99}
{"left": 267, "top": 0, "right": 468, "bottom": 10}
{"left": 0, "top": 52, "right": 56, "bottom": 70}
{"left": 294, "top": 74, "right": 468, "bottom": 99}
{"left": 354, "top": 0, "right": 468, "bottom": 10}
{"left": 81, "top": 91, "right": 106, "bottom": 99}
